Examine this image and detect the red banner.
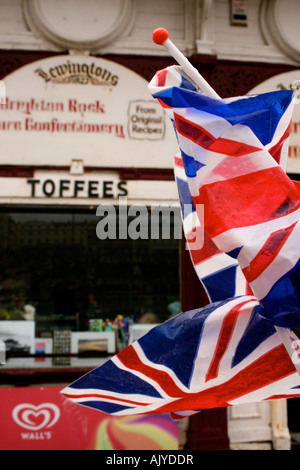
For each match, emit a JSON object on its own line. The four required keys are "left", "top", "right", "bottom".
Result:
{"left": 0, "top": 386, "right": 178, "bottom": 450}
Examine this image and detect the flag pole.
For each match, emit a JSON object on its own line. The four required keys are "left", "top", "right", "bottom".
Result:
{"left": 152, "top": 28, "right": 220, "bottom": 100}
{"left": 153, "top": 27, "right": 300, "bottom": 376}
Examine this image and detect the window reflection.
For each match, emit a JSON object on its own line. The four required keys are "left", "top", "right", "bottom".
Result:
{"left": 0, "top": 209, "right": 180, "bottom": 336}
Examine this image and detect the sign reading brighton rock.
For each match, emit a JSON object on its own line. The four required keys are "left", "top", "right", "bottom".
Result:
{"left": 0, "top": 56, "right": 178, "bottom": 169}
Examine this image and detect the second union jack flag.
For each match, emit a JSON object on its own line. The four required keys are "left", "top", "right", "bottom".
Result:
{"left": 61, "top": 296, "right": 300, "bottom": 417}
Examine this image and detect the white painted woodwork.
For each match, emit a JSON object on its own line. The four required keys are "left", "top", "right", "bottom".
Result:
{"left": 0, "top": 1, "right": 298, "bottom": 65}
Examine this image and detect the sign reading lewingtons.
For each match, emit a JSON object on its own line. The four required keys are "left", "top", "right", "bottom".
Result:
{"left": 35, "top": 59, "right": 119, "bottom": 86}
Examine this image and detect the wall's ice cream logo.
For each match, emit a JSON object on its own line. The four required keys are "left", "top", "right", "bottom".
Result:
{"left": 12, "top": 403, "right": 60, "bottom": 431}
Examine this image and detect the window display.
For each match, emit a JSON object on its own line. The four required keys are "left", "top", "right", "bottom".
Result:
{"left": 0, "top": 207, "right": 180, "bottom": 353}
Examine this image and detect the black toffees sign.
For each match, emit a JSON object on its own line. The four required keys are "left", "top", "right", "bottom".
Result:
{"left": 26, "top": 177, "right": 128, "bottom": 199}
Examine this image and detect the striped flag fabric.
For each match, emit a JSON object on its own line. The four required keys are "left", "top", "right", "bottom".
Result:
{"left": 61, "top": 65, "right": 300, "bottom": 419}
{"left": 174, "top": 151, "right": 249, "bottom": 303}
{"left": 149, "top": 66, "right": 300, "bottom": 328}
{"left": 61, "top": 296, "right": 300, "bottom": 417}
{"left": 154, "top": 68, "right": 247, "bottom": 304}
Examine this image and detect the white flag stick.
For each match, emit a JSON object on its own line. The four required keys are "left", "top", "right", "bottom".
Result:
{"left": 153, "top": 27, "right": 300, "bottom": 376}
{"left": 152, "top": 28, "right": 220, "bottom": 100}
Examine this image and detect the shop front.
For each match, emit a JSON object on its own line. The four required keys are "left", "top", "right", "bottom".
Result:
{"left": 0, "top": 54, "right": 184, "bottom": 450}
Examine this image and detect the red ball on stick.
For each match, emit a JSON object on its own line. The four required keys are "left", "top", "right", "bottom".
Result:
{"left": 152, "top": 28, "right": 169, "bottom": 45}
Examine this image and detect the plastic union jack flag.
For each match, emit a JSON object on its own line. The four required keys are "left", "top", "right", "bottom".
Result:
{"left": 61, "top": 65, "right": 300, "bottom": 419}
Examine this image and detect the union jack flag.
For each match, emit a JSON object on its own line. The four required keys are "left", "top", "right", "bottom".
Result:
{"left": 149, "top": 66, "right": 300, "bottom": 328}
{"left": 174, "top": 151, "right": 249, "bottom": 304}
{"left": 61, "top": 296, "right": 300, "bottom": 417}
{"left": 61, "top": 66, "right": 300, "bottom": 418}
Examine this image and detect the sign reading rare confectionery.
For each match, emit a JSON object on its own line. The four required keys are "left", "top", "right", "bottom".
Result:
{"left": 0, "top": 55, "right": 178, "bottom": 170}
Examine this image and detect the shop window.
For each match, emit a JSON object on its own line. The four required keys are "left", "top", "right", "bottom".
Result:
{"left": 0, "top": 207, "right": 181, "bottom": 341}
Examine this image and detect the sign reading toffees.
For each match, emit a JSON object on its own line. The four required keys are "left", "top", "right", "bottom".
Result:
{"left": 0, "top": 170, "right": 179, "bottom": 204}
{"left": 0, "top": 56, "right": 178, "bottom": 169}
{"left": 26, "top": 177, "right": 128, "bottom": 199}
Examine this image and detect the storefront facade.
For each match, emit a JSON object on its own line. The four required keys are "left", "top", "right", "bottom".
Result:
{"left": 0, "top": 53, "right": 181, "bottom": 334}
{"left": 0, "top": 0, "right": 300, "bottom": 450}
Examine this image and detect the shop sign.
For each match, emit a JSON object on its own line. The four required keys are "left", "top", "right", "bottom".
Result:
{"left": 0, "top": 55, "right": 178, "bottom": 169}
{"left": 0, "top": 386, "right": 178, "bottom": 450}
{"left": 249, "top": 71, "right": 300, "bottom": 174}
{"left": 0, "top": 171, "right": 128, "bottom": 202}
{"left": 0, "top": 170, "right": 178, "bottom": 205}
{"left": 26, "top": 176, "right": 128, "bottom": 199}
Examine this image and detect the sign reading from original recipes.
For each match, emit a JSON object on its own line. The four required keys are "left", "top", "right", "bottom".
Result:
{"left": 0, "top": 56, "right": 178, "bottom": 169}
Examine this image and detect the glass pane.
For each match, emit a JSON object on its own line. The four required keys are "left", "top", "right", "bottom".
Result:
{"left": 0, "top": 208, "right": 180, "bottom": 336}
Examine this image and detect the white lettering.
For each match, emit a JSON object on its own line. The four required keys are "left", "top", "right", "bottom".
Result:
{"left": 106, "top": 455, "right": 141, "bottom": 467}
{"left": 21, "top": 431, "right": 52, "bottom": 440}
{"left": 149, "top": 455, "right": 194, "bottom": 466}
